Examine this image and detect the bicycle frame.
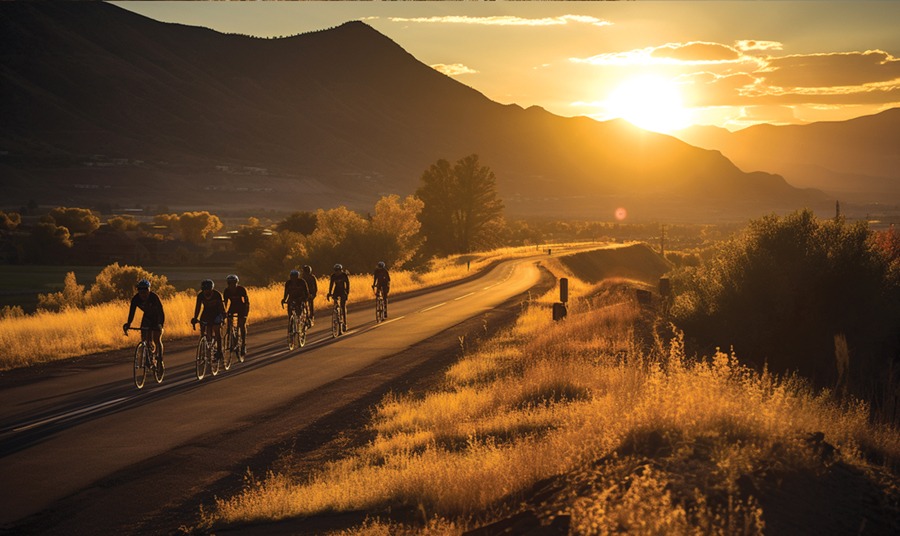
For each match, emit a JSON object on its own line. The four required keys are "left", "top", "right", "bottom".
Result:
{"left": 125, "top": 326, "right": 164, "bottom": 388}
{"left": 194, "top": 321, "right": 221, "bottom": 380}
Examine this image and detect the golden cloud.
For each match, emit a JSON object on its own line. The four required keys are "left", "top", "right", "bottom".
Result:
{"left": 762, "top": 50, "right": 900, "bottom": 88}
{"left": 432, "top": 63, "right": 478, "bottom": 77}
{"left": 650, "top": 42, "right": 740, "bottom": 62}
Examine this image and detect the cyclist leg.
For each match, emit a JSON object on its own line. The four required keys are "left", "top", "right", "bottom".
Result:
{"left": 213, "top": 317, "right": 224, "bottom": 359}
{"left": 382, "top": 285, "right": 390, "bottom": 317}
{"left": 237, "top": 313, "right": 247, "bottom": 354}
{"left": 340, "top": 295, "right": 348, "bottom": 329}
{"left": 152, "top": 329, "right": 164, "bottom": 363}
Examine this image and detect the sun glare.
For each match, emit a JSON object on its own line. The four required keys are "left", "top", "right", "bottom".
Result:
{"left": 606, "top": 76, "right": 690, "bottom": 133}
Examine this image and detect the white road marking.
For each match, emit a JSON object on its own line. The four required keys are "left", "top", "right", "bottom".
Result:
{"left": 419, "top": 302, "right": 447, "bottom": 312}
{"left": 12, "top": 397, "right": 129, "bottom": 433}
{"left": 454, "top": 292, "right": 475, "bottom": 301}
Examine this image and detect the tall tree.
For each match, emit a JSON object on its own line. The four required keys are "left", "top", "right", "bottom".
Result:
{"left": 416, "top": 154, "right": 504, "bottom": 255}
{"left": 49, "top": 206, "right": 100, "bottom": 235}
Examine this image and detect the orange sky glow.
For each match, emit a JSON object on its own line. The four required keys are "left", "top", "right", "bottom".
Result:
{"left": 114, "top": 1, "right": 900, "bottom": 133}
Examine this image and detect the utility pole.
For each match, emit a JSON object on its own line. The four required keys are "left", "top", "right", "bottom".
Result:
{"left": 660, "top": 224, "right": 666, "bottom": 257}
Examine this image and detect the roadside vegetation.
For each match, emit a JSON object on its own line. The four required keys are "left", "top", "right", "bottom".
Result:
{"left": 199, "top": 253, "right": 900, "bottom": 534}
{"left": 0, "top": 243, "right": 586, "bottom": 371}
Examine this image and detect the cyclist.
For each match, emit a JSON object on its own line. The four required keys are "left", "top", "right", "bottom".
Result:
{"left": 281, "top": 269, "right": 310, "bottom": 331}
{"left": 326, "top": 263, "right": 350, "bottom": 330}
{"left": 191, "top": 279, "right": 226, "bottom": 363}
{"left": 222, "top": 274, "right": 249, "bottom": 356}
{"left": 301, "top": 265, "right": 318, "bottom": 326}
{"left": 372, "top": 261, "right": 391, "bottom": 318}
{"left": 123, "top": 279, "right": 165, "bottom": 367}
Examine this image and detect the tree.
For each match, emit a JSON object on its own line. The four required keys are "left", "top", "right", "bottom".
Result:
{"left": 178, "top": 211, "right": 223, "bottom": 244}
{"left": 37, "top": 272, "right": 86, "bottom": 311}
{"left": 671, "top": 210, "right": 900, "bottom": 404}
{"left": 84, "top": 263, "right": 175, "bottom": 304}
{"left": 0, "top": 211, "right": 21, "bottom": 231}
{"left": 237, "top": 231, "right": 307, "bottom": 285}
{"left": 276, "top": 211, "right": 317, "bottom": 235}
{"left": 304, "top": 207, "right": 371, "bottom": 272}
{"left": 49, "top": 206, "right": 100, "bottom": 235}
{"left": 25, "top": 222, "right": 72, "bottom": 263}
{"left": 416, "top": 154, "right": 504, "bottom": 255}
{"left": 371, "top": 195, "right": 424, "bottom": 267}
{"left": 107, "top": 215, "right": 140, "bottom": 233}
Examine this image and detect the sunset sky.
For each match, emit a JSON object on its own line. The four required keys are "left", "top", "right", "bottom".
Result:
{"left": 114, "top": 1, "right": 900, "bottom": 133}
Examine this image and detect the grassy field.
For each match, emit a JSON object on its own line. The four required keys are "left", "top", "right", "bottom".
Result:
{"left": 200, "top": 257, "right": 900, "bottom": 535}
{"left": 0, "top": 243, "right": 593, "bottom": 371}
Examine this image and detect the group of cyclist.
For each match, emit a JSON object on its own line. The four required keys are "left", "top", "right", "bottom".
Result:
{"left": 122, "top": 261, "right": 391, "bottom": 368}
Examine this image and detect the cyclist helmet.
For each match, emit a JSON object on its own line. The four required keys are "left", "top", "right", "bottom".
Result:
{"left": 226, "top": 274, "right": 239, "bottom": 284}
{"left": 377, "top": 261, "right": 386, "bottom": 269}
{"left": 201, "top": 279, "right": 214, "bottom": 291}
{"left": 289, "top": 269, "right": 300, "bottom": 278}
{"left": 333, "top": 263, "right": 343, "bottom": 272}
{"left": 302, "top": 265, "right": 312, "bottom": 274}
{"left": 136, "top": 279, "right": 151, "bottom": 290}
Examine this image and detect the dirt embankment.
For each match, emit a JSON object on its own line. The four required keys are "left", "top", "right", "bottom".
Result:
{"left": 558, "top": 243, "right": 671, "bottom": 287}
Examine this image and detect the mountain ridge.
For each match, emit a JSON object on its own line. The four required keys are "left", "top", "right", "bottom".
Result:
{"left": 676, "top": 108, "right": 900, "bottom": 204}
{"left": 1, "top": 2, "right": 828, "bottom": 220}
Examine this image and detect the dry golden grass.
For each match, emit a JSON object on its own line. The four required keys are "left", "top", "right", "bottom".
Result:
{"left": 0, "top": 243, "right": 592, "bottom": 371}
{"left": 203, "top": 257, "right": 900, "bottom": 535}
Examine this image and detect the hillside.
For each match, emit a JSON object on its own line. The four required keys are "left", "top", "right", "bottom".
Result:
{"left": 0, "top": 3, "right": 826, "bottom": 221}
{"left": 676, "top": 109, "right": 900, "bottom": 204}
{"left": 558, "top": 243, "right": 671, "bottom": 286}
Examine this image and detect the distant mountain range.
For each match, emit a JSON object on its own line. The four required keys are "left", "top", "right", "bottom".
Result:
{"left": 676, "top": 109, "right": 900, "bottom": 205}
{"left": 1, "top": 2, "right": 831, "bottom": 221}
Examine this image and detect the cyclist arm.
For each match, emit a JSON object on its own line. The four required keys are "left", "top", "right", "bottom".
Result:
{"left": 242, "top": 287, "right": 250, "bottom": 311}
{"left": 126, "top": 295, "right": 139, "bottom": 326}
{"left": 155, "top": 293, "right": 165, "bottom": 328}
{"left": 192, "top": 294, "right": 202, "bottom": 322}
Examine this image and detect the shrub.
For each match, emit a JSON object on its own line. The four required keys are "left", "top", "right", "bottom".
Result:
{"left": 84, "top": 263, "right": 176, "bottom": 304}
{"left": 672, "top": 210, "right": 900, "bottom": 411}
{"left": 37, "top": 272, "right": 86, "bottom": 312}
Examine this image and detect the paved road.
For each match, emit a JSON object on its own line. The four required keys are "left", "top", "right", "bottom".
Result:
{"left": 0, "top": 255, "right": 549, "bottom": 528}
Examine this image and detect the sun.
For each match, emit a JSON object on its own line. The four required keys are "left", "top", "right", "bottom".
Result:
{"left": 605, "top": 75, "right": 690, "bottom": 133}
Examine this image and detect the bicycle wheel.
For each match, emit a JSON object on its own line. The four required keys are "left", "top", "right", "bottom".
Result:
{"left": 133, "top": 343, "right": 147, "bottom": 389}
{"left": 288, "top": 313, "right": 298, "bottom": 350}
{"left": 375, "top": 296, "right": 385, "bottom": 323}
{"left": 210, "top": 340, "right": 220, "bottom": 376}
{"left": 223, "top": 329, "right": 235, "bottom": 371}
{"left": 332, "top": 304, "right": 340, "bottom": 338}
{"left": 298, "top": 309, "right": 308, "bottom": 348}
{"left": 196, "top": 337, "right": 207, "bottom": 380}
{"left": 153, "top": 351, "right": 165, "bottom": 383}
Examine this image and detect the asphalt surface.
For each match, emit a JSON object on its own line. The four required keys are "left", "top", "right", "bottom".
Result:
{"left": 0, "top": 254, "right": 559, "bottom": 535}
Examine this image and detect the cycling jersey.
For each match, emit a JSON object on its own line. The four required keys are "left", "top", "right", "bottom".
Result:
{"left": 194, "top": 289, "right": 226, "bottom": 324}
{"left": 373, "top": 267, "right": 390, "bottom": 289}
{"left": 283, "top": 278, "right": 310, "bottom": 303}
{"left": 223, "top": 285, "right": 250, "bottom": 316}
{"left": 302, "top": 273, "right": 318, "bottom": 296}
{"left": 127, "top": 291, "right": 165, "bottom": 328}
{"left": 329, "top": 271, "right": 350, "bottom": 297}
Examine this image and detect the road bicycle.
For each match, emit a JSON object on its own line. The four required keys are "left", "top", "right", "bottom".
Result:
{"left": 193, "top": 320, "right": 222, "bottom": 380}
{"left": 284, "top": 300, "right": 309, "bottom": 350}
{"left": 223, "top": 312, "right": 246, "bottom": 370}
{"left": 126, "top": 327, "right": 164, "bottom": 389}
{"left": 331, "top": 295, "right": 346, "bottom": 338}
{"left": 374, "top": 286, "right": 386, "bottom": 323}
